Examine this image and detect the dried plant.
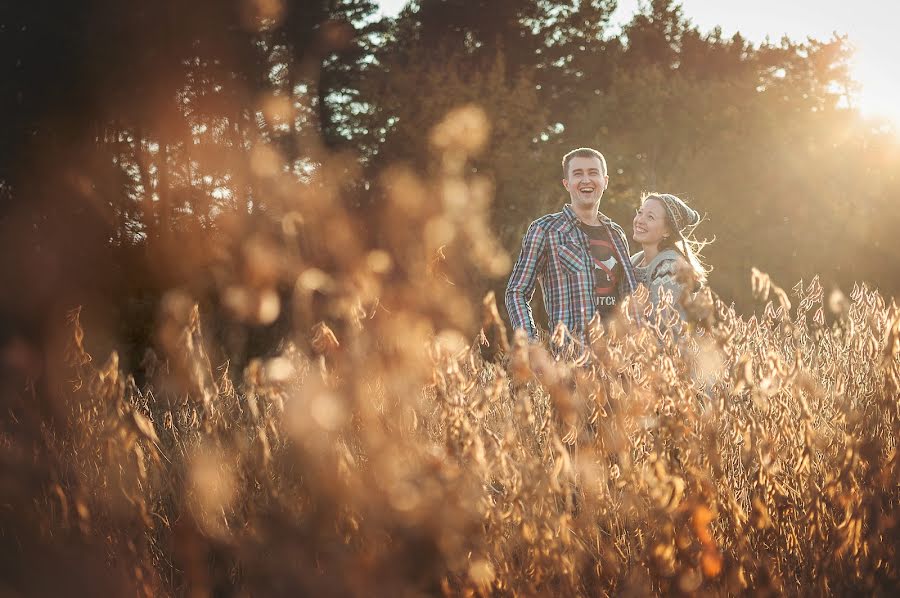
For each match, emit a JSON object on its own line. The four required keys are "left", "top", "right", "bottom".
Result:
{"left": 2, "top": 106, "right": 898, "bottom": 597}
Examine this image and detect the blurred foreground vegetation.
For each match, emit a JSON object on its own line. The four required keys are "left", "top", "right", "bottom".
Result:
{"left": 3, "top": 207, "right": 899, "bottom": 594}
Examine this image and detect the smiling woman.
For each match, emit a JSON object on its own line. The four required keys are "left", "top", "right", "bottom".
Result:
{"left": 630, "top": 192, "right": 708, "bottom": 330}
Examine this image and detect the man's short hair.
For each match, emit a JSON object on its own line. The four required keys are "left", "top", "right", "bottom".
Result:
{"left": 562, "top": 147, "right": 607, "bottom": 178}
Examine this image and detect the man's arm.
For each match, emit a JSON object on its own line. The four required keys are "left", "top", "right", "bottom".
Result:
{"left": 505, "top": 221, "right": 547, "bottom": 340}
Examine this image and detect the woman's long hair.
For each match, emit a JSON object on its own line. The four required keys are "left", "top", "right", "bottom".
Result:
{"left": 644, "top": 193, "right": 711, "bottom": 286}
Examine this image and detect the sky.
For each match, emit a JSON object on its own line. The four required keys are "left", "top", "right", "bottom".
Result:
{"left": 376, "top": 0, "right": 900, "bottom": 125}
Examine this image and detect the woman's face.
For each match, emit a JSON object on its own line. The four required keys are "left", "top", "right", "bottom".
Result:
{"left": 632, "top": 198, "right": 671, "bottom": 248}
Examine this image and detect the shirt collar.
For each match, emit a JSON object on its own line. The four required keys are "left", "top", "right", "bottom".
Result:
{"left": 563, "top": 203, "right": 613, "bottom": 227}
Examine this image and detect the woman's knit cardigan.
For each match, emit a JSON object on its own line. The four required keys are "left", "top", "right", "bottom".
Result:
{"left": 629, "top": 248, "right": 691, "bottom": 326}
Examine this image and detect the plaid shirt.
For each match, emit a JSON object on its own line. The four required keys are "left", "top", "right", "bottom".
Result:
{"left": 505, "top": 204, "right": 641, "bottom": 344}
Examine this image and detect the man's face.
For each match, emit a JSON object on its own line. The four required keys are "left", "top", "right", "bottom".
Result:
{"left": 562, "top": 156, "right": 608, "bottom": 207}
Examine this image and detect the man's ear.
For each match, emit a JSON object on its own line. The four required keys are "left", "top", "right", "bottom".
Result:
{"left": 603, "top": 174, "right": 609, "bottom": 189}
{"left": 562, "top": 179, "right": 570, "bottom": 191}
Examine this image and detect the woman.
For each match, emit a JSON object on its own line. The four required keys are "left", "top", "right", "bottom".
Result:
{"left": 630, "top": 192, "right": 708, "bottom": 329}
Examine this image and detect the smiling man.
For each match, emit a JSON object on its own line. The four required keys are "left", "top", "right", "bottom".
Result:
{"left": 505, "top": 147, "right": 640, "bottom": 351}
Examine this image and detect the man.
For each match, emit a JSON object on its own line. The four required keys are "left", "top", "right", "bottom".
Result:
{"left": 505, "top": 148, "right": 640, "bottom": 350}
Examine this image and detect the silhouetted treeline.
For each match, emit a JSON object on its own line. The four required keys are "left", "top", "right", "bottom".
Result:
{"left": 2, "top": 0, "right": 899, "bottom": 366}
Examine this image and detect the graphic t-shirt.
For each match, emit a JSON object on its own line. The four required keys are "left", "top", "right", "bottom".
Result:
{"left": 578, "top": 222, "right": 620, "bottom": 317}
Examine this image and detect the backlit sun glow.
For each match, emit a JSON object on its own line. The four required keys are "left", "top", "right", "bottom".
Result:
{"left": 378, "top": 0, "right": 900, "bottom": 129}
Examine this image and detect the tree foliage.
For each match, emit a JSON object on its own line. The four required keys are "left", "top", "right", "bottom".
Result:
{"left": 1, "top": 0, "right": 899, "bottom": 358}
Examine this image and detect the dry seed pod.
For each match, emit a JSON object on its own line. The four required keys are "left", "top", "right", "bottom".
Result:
{"left": 311, "top": 322, "right": 340, "bottom": 355}
{"left": 480, "top": 291, "right": 510, "bottom": 359}
{"left": 751, "top": 267, "right": 771, "bottom": 302}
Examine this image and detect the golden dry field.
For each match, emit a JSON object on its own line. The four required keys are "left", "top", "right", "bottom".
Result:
{"left": 3, "top": 110, "right": 899, "bottom": 597}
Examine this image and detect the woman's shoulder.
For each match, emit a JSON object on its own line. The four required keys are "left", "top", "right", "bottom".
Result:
{"left": 648, "top": 249, "right": 686, "bottom": 278}
{"left": 656, "top": 248, "right": 684, "bottom": 262}
{"left": 646, "top": 248, "right": 683, "bottom": 266}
